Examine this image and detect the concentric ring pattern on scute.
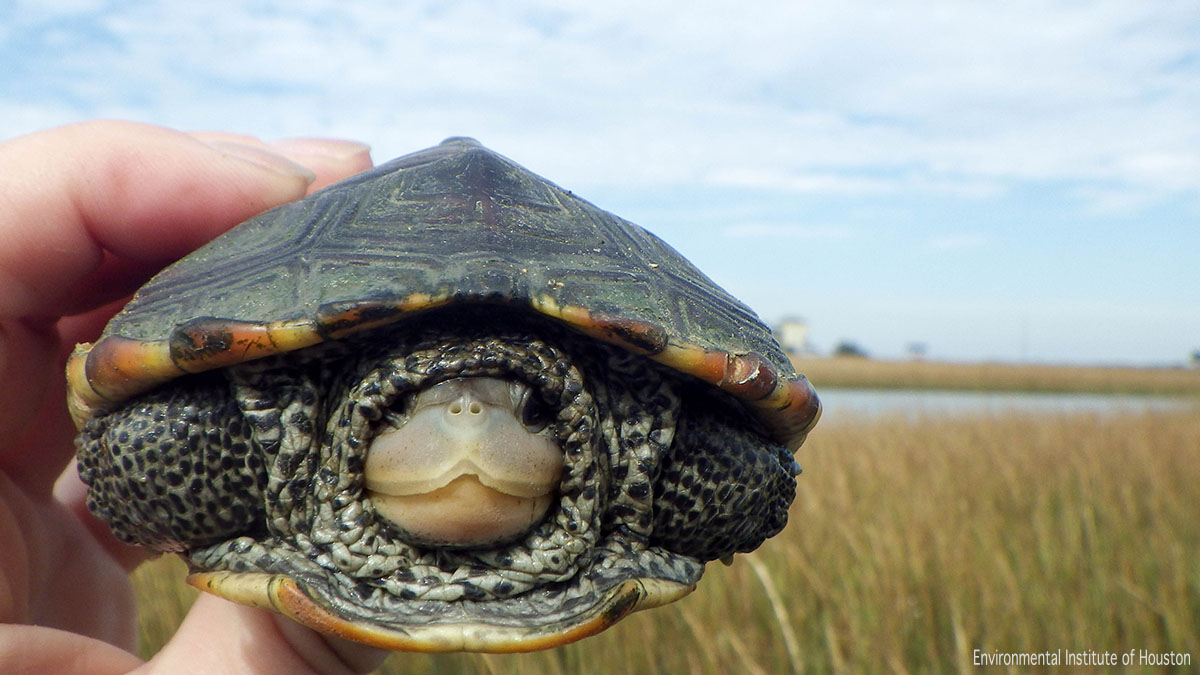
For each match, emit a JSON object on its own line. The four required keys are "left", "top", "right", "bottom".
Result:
{"left": 70, "top": 138, "right": 819, "bottom": 447}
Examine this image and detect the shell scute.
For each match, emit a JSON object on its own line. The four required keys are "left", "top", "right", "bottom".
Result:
{"left": 169, "top": 318, "right": 275, "bottom": 370}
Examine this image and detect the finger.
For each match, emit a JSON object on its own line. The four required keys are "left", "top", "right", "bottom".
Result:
{"left": 0, "top": 624, "right": 143, "bottom": 674}
{"left": 0, "top": 318, "right": 64, "bottom": 487}
{"left": 1, "top": 297, "right": 140, "bottom": 486}
{"left": 189, "top": 132, "right": 373, "bottom": 192}
{"left": 29, "top": 136, "right": 373, "bottom": 319}
{"left": 149, "top": 595, "right": 388, "bottom": 675}
{"left": 0, "top": 472, "right": 138, "bottom": 645}
{"left": 0, "top": 120, "right": 323, "bottom": 320}
{"left": 269, "top": 138, "right": 373, "bottom": 191}
{"left": 53, "top": 463, "right": 151, "bottom": 571}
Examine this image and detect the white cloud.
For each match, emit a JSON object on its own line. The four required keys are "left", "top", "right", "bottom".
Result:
{"left": 1117, "top": 151, "right": 1200, "bottom": 193}
{"left": 722, "top": 223, "right": 853, "bottom": 240}
{"left": 2, "top": 1, "right": 1196, "bottom": 207}
{"left": 707, "top": 168, "right": 899, "bottom": 195}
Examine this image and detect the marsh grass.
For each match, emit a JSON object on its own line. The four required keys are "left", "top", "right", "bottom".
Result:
{"left": 131, "top": 410, "right": 1200, "bottom": 673}
{"left": 793, "top": 357, "right": 1200, "bottom": 396}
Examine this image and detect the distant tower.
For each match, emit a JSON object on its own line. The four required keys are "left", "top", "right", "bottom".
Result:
{"left": 774, "top": 317, "right": 814, "bottom": 357}
{"left": 907, "top": 342, "right": 928, "bottom": 361}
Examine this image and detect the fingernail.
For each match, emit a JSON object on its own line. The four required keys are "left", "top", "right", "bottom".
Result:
{"left": 271, "top": 138, "right": 372, "bottom": 162}
{"left": 205, "top": 140, "right": 317, "bottom": 182}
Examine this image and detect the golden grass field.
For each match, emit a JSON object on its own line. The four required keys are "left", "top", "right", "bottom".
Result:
{"left": 130, "top": 362, "right": 1200, "bottom": 673}
{"left": 793, "top": 356, "right": 1200, "bottom": 395}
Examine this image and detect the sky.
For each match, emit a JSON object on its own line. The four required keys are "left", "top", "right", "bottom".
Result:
{"left": 2, "top": 1, "right": 1197, "bottom": 365}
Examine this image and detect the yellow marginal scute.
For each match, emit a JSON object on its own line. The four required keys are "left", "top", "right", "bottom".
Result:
{"left": 66, "top": 320, "right": 329, "bottom": 428}
{"left": 530, "top": 293, "right": 821, "bottom": 450}
{"left": 265, "top": 318, "right": 325, "bottom": 353}
{"left": 66, "top": 338, "right": 181, "bottom": 428}
{"left": 66, "top": 344, "right": 105, "bottom": 428}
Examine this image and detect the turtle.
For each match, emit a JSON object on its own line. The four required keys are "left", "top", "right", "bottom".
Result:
{"left": 68, "top": 137, "right": 821, "bottom": 653}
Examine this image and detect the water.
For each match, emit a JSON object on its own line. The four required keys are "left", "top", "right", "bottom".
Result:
{"left": 815, "top": 387, "right": 1197, "bottom": 424}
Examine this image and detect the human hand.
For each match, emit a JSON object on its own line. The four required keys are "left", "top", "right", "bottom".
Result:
{"left": 0, "top": 120, "right": 388, "bottom": 674}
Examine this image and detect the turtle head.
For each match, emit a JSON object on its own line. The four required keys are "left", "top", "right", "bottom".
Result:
{"left": 364, "top": 376, "right": 564, "bottom": 548}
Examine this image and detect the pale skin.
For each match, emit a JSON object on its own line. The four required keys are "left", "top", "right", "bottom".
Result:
{"left": 0, "top": 120, "right": 390, "bottom": 674}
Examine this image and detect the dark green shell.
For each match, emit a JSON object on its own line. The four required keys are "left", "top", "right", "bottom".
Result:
{"left": 70, "top": 138, "right": 819, "bottom": 447}
{"left": 115, "top": 138, "right": 779, "bottom": 353}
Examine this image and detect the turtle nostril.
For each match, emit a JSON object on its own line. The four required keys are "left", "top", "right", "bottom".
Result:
{"left": 449, "top": 402, "right": 463, "bottom": 415}
{"left": 469, "top": 401, "right": 483, "bottom": 415}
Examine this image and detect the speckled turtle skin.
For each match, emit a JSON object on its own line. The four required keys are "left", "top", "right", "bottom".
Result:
{"left": 70, "top": 138, "right": 820, "bottom": 652}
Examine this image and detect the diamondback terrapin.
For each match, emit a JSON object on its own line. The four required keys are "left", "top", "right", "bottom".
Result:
{"left": 69, "top": 137, "right": 820, "bottom": 652}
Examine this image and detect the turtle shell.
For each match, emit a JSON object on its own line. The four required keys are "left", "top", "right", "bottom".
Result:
{"left": 67, "top": 137, "right": 819, "bottom": 447}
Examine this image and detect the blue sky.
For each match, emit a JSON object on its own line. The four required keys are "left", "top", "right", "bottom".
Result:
{"left": 2, "top": 1, "right": 1197, "bottom": 364}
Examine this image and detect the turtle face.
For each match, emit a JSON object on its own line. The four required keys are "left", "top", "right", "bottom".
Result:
{"left": 364, "top": 376, "right": 565, "bottom": 548}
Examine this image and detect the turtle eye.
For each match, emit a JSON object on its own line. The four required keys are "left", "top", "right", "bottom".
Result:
{"left": 518, "top": 390, "right": 552, "bottom": 432}
{"left": 379, "top": 395, "right": 413, "bottom": 429}
{"left": 382, "top": 409, "right": 407, "bottom": 428}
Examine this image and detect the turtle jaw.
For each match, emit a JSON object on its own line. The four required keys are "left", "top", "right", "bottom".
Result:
{"left": 188, "top": 569, "right": 696, "bottom": 653}
{"left": 366, "top": 475, "right": 559, "bottom": 550}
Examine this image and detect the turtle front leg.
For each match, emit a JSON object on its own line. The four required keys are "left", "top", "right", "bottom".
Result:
{"left": 649, "top": 395, "right": 800, "bottom": 562}
{"left": 76, "top": 374, "right": 266, "bottom": 552}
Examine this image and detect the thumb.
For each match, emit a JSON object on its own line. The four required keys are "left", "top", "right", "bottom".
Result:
{"left": 141, "top": 594, "right": 387, "bottom": 675}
